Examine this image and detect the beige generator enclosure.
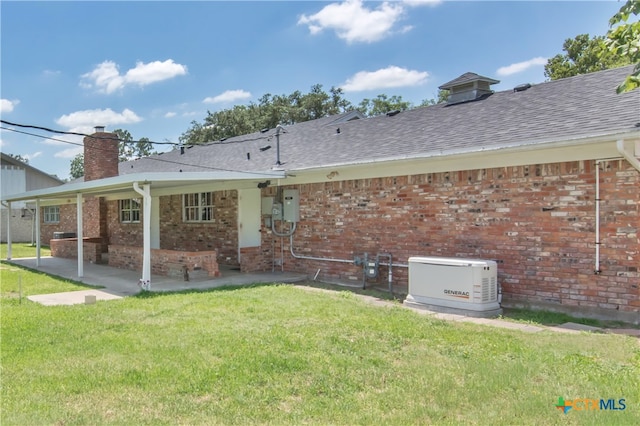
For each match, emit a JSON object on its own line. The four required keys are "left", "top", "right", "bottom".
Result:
{"left": 404, "top": 256, "right": 502, "bottom": 318}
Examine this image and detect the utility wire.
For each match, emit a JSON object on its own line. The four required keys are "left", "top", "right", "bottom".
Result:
{"left": 1, "top": 119, "right": 275, "bottom": 146}
{"left": 0, "top": 126, "right": 285, "bottom": 178}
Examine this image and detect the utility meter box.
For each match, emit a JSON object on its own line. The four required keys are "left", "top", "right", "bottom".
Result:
{"left": 271, "top": 201, "right": 283, "bottom": 221}
{"left": 261, "top": 197, "right": 274, "bottom": 216}
{"left": 283, "top": 189, "right": 300, "bottom": 222}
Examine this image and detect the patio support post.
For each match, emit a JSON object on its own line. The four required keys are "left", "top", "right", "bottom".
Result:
{"left": 133, "top": 182, "right": 151, "bottom": 288}
{"left": 77, "top": 193, "right": 83, "bottom": 278}
{"left": 35, "top": 199, "right": 41, "bottom": 266}
{"left": 6, "top": 201, "right": 12, "bottom": 260}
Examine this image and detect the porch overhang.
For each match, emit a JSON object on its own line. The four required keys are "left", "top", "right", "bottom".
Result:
{"left": 2, "top": 170, "right": 286, "bottom": 282}
{"left": 2, "top": 170, "right": 287, "bottom": 205}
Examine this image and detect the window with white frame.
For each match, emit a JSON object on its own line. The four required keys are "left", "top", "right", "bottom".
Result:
{"left": 43, "top": 206, "right": 60, "bottom": 223}
{"left": 119, "top": 199, "right": 141, "bottom": 223}
{"left": 183, "top": 192, "right": 214, "bottom": 222}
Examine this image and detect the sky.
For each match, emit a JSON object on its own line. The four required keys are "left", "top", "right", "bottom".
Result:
{"left": 0, "top": 0, "right": 623, "bottom": 180}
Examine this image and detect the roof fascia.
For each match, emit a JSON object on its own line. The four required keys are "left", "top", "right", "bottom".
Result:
{"left": 2, "top": 170, "right": 286, "bottom": 203}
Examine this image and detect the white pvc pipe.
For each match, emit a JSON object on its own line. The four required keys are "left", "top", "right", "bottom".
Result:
{"left": 35, "top": 199, "right": 41, "bottom": 267}
{"left": 595, "top": 161, "right": 601, "bottom": 274}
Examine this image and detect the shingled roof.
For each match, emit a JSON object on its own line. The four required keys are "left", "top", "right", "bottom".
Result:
{"left": 120, "top": 65, "right": 639, "bottom": 176}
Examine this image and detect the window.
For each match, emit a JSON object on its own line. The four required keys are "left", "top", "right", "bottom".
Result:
{"left": 43, "top": 206, "right": 60, "bottom": 223}
{"left": 119, "top": 199, "right": 141, "bottom": 223}
{"left": 183, "top": 192, "right": 214, "bottom": 222}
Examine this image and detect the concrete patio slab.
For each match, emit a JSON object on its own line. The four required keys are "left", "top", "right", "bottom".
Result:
{"left": 28, "top": 289, "right": 123, "bottom": 306}
{"left": 6, "top": 256, "right": 308, "bottom": 306}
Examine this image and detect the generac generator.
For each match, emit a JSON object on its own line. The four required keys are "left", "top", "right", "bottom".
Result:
{"left": 404, "top": 256, "right": 502, "bottom": 318}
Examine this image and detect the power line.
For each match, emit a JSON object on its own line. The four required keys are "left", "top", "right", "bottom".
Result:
{"left": 0, "top": 125, "right": 284, "bottom": 178}
{"left": 0, "top": 119, "right": 276, "bottom": 146}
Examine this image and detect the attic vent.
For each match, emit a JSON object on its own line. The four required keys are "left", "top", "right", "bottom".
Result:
{"left": 513, "top": 83, "right": 532, "bottom": 92}
{"left": 386, "top": 110, "right": 401, "bottom": 117}
{"left": 439, "top": 72, "right": 499, "bottom": 105}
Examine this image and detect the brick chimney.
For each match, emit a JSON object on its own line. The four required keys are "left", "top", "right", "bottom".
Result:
{"left": 82, "top": 126, "right": 118, "bottom": 255}
{"left": 83, "top": 126, "right": 119, "bottom": 181}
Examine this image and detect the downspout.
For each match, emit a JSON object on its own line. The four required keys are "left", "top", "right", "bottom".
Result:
{"left": 133, "top": 182, "right": 152, "bottom": 290}
{"left": 594, "top": 161, "right": 602, "bottom": 274}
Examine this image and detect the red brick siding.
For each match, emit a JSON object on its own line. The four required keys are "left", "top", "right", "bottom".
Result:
{"left": 260, "top": 160, "right": 638, "bottom": 317}
{"left": 50, "top": 238, "right": 103, "bottom": 263}
{"left": 106, "top": 200, "right": 144, "bottom": 247}
{"left": 108, "top": 244, "right": 219, "bottom": 277}
{"left": 40, "top": 200, "right": 108, "bottom": 247}
{"left": 159, "top": 191, "right": 239, "bottom": 266}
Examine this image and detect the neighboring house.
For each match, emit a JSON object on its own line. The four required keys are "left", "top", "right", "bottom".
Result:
{"left": 1, "top": 153, "right": 64, "bottom": 243}
{"left": 3, "top": 66, "right": 639, "bottom": 323}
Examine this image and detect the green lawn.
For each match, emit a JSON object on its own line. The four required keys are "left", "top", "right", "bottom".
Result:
{"left": 1, "top": 267, "right": 638, "bottom": 425}
{"left": 0, "top": 242, "right": 51, "bottom": 259}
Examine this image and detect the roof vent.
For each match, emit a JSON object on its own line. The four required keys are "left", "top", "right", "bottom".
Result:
{"left": 513, "top": 83, "right": 532, "bottom": 92}
{"left": 386, "top": 110, "right": 401, "bottom": 117}
{"left": 94, "top": 126, "right": 105, "bottom": 133}
{"left": 439, "top": 72, "right": 499, "bottom": 105}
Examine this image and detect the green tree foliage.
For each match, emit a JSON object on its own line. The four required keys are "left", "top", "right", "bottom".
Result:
{"left": 180, "top": 85, "right": 354, "bottom": 145}
{"left": 544, "top": 33, "right": 632, "bottom": 80}
{"left": 357, "top": 94, "right": 411, "bottom": 117}
{"left": 114, "top": 129, "right": 155, "bottom": 161}
{"left": 69, "top": 129, "right": 155, "bottom": 179}
{"left": 70, "top": 153, "right": 84, "bottom": 179}
{"left": 606, "top": 0, "right": 640, "bottom": 92}
{"left": 419, "top": 89, "right": 449, "bottom": 106}
{"left": 7, "top": 153, "right": 29, "bottom": 164}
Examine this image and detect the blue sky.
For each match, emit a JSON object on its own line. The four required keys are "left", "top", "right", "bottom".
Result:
{"left": 1, "top": 0, "right": 622, "bottom": 180}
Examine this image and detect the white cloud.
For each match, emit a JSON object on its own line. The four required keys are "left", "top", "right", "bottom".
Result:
{"left": 24, "top": 152, "right": 43, "bottom": 162}
{"left": 341, "top": 66, "right": 429, "bottom": 91}
{"left": 298, "top": 0, "right": 405, "bottom": 43}
{"left": 1, "top": 98, "right": 19, "bottom": 113}
{"left": 54, "top": 146, "right": 84, "bottom": 159}
{"left": 164, "top": 111, "right": 177, "bottom": 118}
{"left": 497, "top": 57, "right": 547, "bottom": 76}
{"left": 81, "top": 59, "right": 187, "bottom": 94}
{"left": 203, "top": 89, "right": 252, "bottom": 104}
{"left": 55, "top": 108, "right": 142, "bottom": 136}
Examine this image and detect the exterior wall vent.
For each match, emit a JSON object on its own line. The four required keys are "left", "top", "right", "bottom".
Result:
{"left": 439, "top": 72, "right": 499, "bottom": 105}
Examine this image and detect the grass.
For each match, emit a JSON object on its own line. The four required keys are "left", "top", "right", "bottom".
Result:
{"left": 0, "top": 242, "right": 51, "bottom": 259}
{"left": 2, "top": 267, "right": 639, "bottom": 425}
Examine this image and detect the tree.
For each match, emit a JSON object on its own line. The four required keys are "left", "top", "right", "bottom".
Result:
{"left": 420, "top": 89, "right": 449, "bottom": 106}
{"left": 7, "top": 153, "right": 29, "bottom": 164}
{"left": 544, "top": 33, "right": 632, "bottom": 80}
{"left": 70, "top": 153, "right": 84, "bottom": 179}
{"left": 69, "top": 129, "right": 155, "bottom": 178}
{"left": 114, "top": 129, "right": 155, "bottom": 161}
{"left": 606, "top": 0, "right": 640, "bottom": 92}
{"left": 179, "top": 85, "right": 354, "bottom": 145}
{"left": 357, "top": 94, "right": 411, "bottom": 117}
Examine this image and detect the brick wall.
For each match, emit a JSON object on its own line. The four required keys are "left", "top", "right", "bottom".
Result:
{"left": 40, "top": 202, "right": 107, "bottom": 246}
{"left": 83, "top": 131, "right": 119, "bottom": 181}
{"left": 259, "top": 160, "right": 638, "bottom": 322}
{"left": 159, "top": 191, "right": 239, "bottom": 265}
{"left": 50, "top": 238, "right": 103, "bottom": 263}
{"left": 108, "top": 244, "right": 219, "bottom": 278}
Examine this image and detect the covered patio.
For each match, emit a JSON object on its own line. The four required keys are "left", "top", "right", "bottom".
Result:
{"left": 7, "top": 256, "right": 308, "bottom": 305}
{"left": 3, "top": 170, "right": 287, "bottom": 287}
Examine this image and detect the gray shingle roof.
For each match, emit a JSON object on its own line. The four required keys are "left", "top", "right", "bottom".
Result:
{"left": 121, "top": 65, "right": 639, "bottom": 176}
